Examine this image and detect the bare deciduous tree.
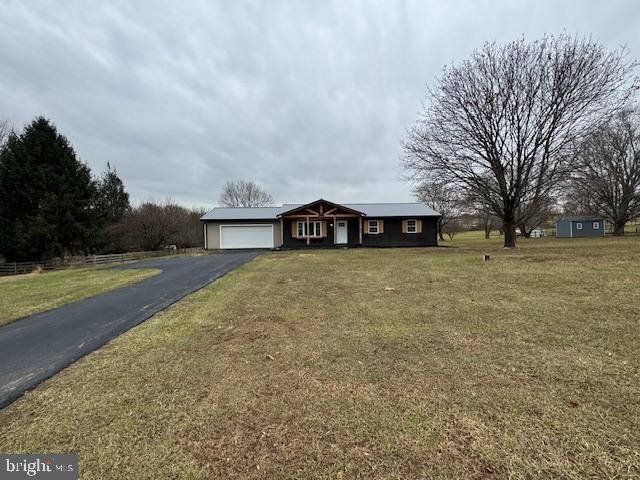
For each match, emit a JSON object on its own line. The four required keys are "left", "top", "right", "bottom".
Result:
{"left": 567, "top": 108, "right": 640, "bottom": 235}
{"left": 463, "top": 192, "right": 501, "bottom": 239}
{"left": 481, "top": 213, "right": 496, "bottom": 239}
{"left": 442, "top": 217, "right": 463, "bottom": 240}
{"left": 402, "top": 35, "right": 634, "bottom": 248}
{"left": 414, "top": 180, "right": 463, "bottom": 241}
{"left": 218, "top": 180, "right": 274, "bottom": 207}
{"left": 114, "top": 200, "right": 204, "bottom": 251}
{"left": 516, "top": 194, "right": 557, "bottom": 238}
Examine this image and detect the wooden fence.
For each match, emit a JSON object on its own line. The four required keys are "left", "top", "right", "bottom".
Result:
{"left": 0, "top": 247, "right": 204, "bottom": 276}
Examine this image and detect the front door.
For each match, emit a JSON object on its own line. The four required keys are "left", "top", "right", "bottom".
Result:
{"left": 336, "top": 220, "right": 348, "bottom": 244}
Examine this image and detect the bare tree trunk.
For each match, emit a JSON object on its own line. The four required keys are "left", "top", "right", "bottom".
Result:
{"left": 613, "top": 219, "right": 626, "bottom": 236}
{"left": 519, "top": 224, "right": 531, "bottom": 238}
{"left": 438, "top": 221, "right": 444, "bottom": 241}
{"left": 484, "top": 218, "right": 492, "bottom": 239}
{"left": 504, "top": 225, "right": 517, "bottom": 247}
{"left": 503, "top": 214, "right": 517, "bottom": 248}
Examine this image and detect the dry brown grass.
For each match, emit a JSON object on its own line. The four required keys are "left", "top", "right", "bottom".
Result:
{"left": 0, "top": 234, "right": 639, "bottom": 479}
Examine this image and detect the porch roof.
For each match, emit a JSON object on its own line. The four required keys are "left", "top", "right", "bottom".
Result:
{"left": 277, "top": 199, "right": 365, "bottom": 217}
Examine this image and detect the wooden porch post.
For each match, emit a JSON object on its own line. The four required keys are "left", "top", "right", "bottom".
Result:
{"left": 333, "top": 215, "right": 337, "bottom": 244}
{"left": 280, "top": 217, "right": 284, "bottom": 247}
{"left": 306, "top": 215, "right": 310, "bottom": 246}
{"left": 359, "top": 216, "right": 363, "bottom": 245}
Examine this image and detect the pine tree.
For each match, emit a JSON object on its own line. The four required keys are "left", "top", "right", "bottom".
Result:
{"left": 96, "top": 163, "right": 130, "bottom": 223}
{"left": 94, "top": 163, "right": 130, "bottom": 252}
{"left": 0, "top": 117, "right": 98, "bottom": 261}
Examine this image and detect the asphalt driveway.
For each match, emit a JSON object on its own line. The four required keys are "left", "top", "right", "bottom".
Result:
{"left": 0, "top": 250, "right": 263, "bottom": 408}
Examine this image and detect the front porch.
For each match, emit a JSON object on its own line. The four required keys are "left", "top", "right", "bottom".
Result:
{"left": 278, "top": 199, "right": 364, "bottom": 248}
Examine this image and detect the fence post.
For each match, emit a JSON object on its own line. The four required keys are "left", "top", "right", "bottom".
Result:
{"left": 14, "top": 262, "right": 17, "bottom": 275}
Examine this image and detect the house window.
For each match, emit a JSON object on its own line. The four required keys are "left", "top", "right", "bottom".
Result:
{"left": 406, "top": 219, "right": 417, "bottom": 233}
{"left": 576, "top": 222, "right": 583, "bottom": 230}
{"left": 593, "top": 222, "right": 599, "bottom": 229}
{"left": 367, "top": 220, "right": 379, "bottom": 234}
{"left": 296, "top": 221, "right": 321, "bottom": 237}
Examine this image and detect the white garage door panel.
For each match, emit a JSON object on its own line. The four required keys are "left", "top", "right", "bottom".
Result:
{"left": 220, "top": 225, "right": 273, "bottom": 249}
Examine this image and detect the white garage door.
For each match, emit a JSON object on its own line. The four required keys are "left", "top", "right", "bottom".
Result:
{"left": 220, "top": 225, "right": 274, "bottom": 249}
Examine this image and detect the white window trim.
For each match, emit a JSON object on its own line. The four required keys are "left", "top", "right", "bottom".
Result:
{"left": 406, "top": 219, "right": 418, "bottom": 234}
{"left": 593, "top": 222, "right": 599, "bottom": 229}
{"left": 576, "top": 222, "right": 583, "bottom": 230}
{"left": 367, "top": 220, "right": 379, "bottom": 234}
{"left": 296, "top": 221, "right": 321, "bottom": 238}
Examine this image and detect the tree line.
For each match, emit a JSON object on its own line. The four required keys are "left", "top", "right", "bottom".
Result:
{"left": 403, "top": 34, "right": 639, "bottom": 247}
{"left": 0, "top": 117, "right": 204, "bottom": 262}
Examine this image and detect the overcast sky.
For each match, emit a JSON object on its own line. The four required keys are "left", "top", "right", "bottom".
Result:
{"left": 1, "top": 1, "right": 638, "bottom": 208}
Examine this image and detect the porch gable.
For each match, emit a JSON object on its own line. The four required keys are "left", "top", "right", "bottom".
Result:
{"left": 278, "top": 199, "right": 365, "bottom": 218}
{"left": 278, "top": 199, "right": 364, "bottom": 246}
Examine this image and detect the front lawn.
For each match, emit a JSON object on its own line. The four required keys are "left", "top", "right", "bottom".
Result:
{"left": 0, "top": 267, "right": 160, "bottom": 326}
{"left": 0, "top": 236, "right": 638, "bottom": 479}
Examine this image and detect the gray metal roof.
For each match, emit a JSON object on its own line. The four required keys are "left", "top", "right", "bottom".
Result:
{"left": 343, "top": 203, "right": 440, "bottom": 217}
{"left": 557, "top": 216, "right": 604, "bottom": 222}
{"left": 201, "top": 202, "right": 440, "bottom": 221}
{"left": 200, "top": 206, "right": 282, "bottom": 220}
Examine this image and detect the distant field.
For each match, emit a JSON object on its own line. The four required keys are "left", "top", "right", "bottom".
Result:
{"left": 0, "top": 235, "right": 638, "bottom": 479}
{"left": 447, "top": 227, "right": 639, "bottom": 244}
{"left": 0, "top": 267, "right": 159, "bottom": 326}
{"left": 621, "top": 223, "right": 640, "bottom": 234}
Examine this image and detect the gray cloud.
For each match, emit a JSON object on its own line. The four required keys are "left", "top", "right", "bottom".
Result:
{"left": 1, "top": 0, "right": 638, "bottom": 208}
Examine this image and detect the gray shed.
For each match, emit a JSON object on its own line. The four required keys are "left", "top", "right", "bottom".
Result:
{"left": 555, "top": 216, "right": 605, "bottom": 238}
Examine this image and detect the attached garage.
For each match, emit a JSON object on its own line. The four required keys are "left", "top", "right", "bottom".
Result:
{"left": 219, "top": 224, "right": 274, "bottom": 249}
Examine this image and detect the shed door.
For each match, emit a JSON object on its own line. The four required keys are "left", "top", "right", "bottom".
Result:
{"left": 220, "top": 225, "right": 273, "bottom": 249}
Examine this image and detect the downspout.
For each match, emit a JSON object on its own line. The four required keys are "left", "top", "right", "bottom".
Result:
{"left": 203, "top": 222, "right": 208, "bottom": 250}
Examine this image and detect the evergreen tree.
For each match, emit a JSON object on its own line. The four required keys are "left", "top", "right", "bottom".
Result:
{"left": 96, "top": 163, "right": 130, "bottom": 223}
{"left": 0, "top": 117, "right": 97, "bottom": 261}
{"left": 94, "top": 163, "right": 130, "bottom": 252}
